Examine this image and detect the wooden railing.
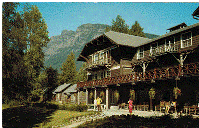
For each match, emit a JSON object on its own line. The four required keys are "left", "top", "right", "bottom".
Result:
{"left": 150, "top": 44, "right": 179, "bottom": 56}
{"left": 77, "top": 62, "right": 199, "bottom": 88}
{"left": 87, "top": 57, "right": 111, "bottom": 68}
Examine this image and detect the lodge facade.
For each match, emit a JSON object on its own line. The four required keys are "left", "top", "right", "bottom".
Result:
{"left": 77, "top": 22, "right": 199, "bottom": 110}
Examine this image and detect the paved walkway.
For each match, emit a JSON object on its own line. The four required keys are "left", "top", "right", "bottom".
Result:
{"left": 62, "top": 109, "right": 165, "bottom": 128}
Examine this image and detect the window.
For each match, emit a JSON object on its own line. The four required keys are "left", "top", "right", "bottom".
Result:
{"left": 181, "top": 32, "right": 192, "bottom": 48}
{"left": 99, "top": 52, "right": 104, "bottom": 64}
{"left": 94, "top": 53, "right": 99, "bottom": 64}
{"left": 137, "top": 47, "right": 144, "bottom": 59}
{"left": 165, "top": 36, "right": 175, "bottom": 52}
{"left": 166, "top": 36, "right": 175, "bottom": 46}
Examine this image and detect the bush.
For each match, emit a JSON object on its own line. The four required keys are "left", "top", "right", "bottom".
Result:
{"left": 54, "top": 103, "right": 88, "bottom": 112}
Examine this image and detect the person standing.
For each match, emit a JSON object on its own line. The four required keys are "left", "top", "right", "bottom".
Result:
{"left": 97, "top": 97, "right": 102, "bottom": 112}
{"left": 128, "top": 98, "right": 133, "bottom": 115}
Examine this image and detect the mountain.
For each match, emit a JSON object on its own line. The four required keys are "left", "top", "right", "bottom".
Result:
{"left": 44, "top": 23, "right": 159, "bottom": 72}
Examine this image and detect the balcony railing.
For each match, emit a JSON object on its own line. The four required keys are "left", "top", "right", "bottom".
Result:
{"left": 77, "top": 62, "right": 199, "bottom": 88}
{"left": 150, "top": 44, "right": 179, "bottom": 56}
{"left": 87, "top": 57, "right": 111, "bottom": 69}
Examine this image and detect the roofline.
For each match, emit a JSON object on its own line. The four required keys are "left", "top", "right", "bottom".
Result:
{"left": 140, "top": 22, "right": 199, "bottom": 47}
{"left": 77, "top": 23, "right": 199, "bottom": 61}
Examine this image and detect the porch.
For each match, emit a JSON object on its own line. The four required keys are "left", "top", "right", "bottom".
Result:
{"left": 77, "top": 62, "right": 199, "bottom": 112}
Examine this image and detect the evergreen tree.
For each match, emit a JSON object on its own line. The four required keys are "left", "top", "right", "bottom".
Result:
{"left": 77, "top": 62, "right": 87, "bottom": 82}
{"left": 59, "top": 52, "right": 77, "bottom": 84}
{"left": 106, "top": 15, "right": 129, "bottom": 34}
{"left": 129, "top": 21, "right": 146, "bottom": 37}
{"left": 43, "top": 66, "right": 58, "bottom": 101}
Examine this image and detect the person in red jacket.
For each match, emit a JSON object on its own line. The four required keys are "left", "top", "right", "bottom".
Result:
{"left": 128, "top": 98, "right": 133, "bottom": 115}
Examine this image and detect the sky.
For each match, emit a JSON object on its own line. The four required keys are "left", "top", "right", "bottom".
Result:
{"left": 18, "top": 2, "right": 199, "bottom": 37}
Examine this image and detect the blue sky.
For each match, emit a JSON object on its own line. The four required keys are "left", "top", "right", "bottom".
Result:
{"left": 19, "top": 2, "right": 199, "bottom": 37}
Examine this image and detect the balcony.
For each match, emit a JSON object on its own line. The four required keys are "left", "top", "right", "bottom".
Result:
{"left": 150, "top": 44, "right": 179, "bottom": 57}
{"left": 77, "top": 62, "right": 199, "bottom": 88}
{"left": 87, "top": 57, "right": 111, "bottom": 69}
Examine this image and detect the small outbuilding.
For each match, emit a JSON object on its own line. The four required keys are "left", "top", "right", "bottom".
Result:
{"left": 53, "top": 83, "right": 72, "bottom": 103}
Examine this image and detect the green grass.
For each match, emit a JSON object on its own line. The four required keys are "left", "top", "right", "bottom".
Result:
{"left": 34, "top": 110, "right": 98, "bottom": 128}
{"left": 3, "top": 102, "right": 98, "bottom": 128}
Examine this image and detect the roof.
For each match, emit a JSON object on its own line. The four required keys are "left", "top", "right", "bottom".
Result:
{"left": 104, "top": 31, "right": 151, "bottom": 47}
{"left": 63, "top": 84, "right": 77, "bottom": 95}
{"left": 192, "top": 6, "right": 199, "bottom": 19}
{"left": 53, "top": 83, "right": 72, "bottom": 93}
{"left": 140, "top": 22, "right": 199, "bottom": 47}
{"left": 167, "top": 23, "right": 187, "bottom": 31}
{"left": 77, "top": 31, "right": 151, "bottom": 61}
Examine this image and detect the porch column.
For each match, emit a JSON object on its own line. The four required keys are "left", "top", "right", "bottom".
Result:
{"left": 86, "top": 88, "right": 88, "bottom": 105}
{"left": 106, "top": 88, "right": 109, "bottom": 110}
{"left": 94, "top": 88, "right": 97, "bottom": 110}
{"left": 78, "top": 90, "right": 80, "bottom": 105}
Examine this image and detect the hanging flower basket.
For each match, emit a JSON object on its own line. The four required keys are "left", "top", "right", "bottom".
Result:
{"left": 89, "top": 92, "right": 93, "bottom": 99}
{"left": 173, "top": 87, "right": 181, "bottom": 99}
{"left": 100, "top": 91, "right": 105, "bottom": 99}
{"left": 114, "top": 90, "right": 119, "bottom": 101}
{"left": 130, "top": 89, "right": 135, "bottom": 101}
{"left": 149, "top": 88, "right": 156, "bottom": 99}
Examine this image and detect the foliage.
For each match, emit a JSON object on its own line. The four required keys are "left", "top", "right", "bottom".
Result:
{"left": 105, "top": 15, "right": 146, "bottom": 38}
{"left": 77, "top": 62, "right": 87, "bottom": 82}
{"left": 49, "top": 102, "right": 88, "bottom": 112}
{"left": 2, "top": 2, "right": 29, "bottom": 102}
{"left": 130, "top": 89, "right": 135, "bottom": 101}
{"left": 77, "top": 114, "right": 199, "bottom": 128}
{"left": 2, "top": 2, "right": 50, "bottom": 103}
{"left": 129, "top": 21, "right": 146, "bottom": 37}
{"left": 106, "top": 15, "right": 129, "bottom": 34}
{"left": 114, "top": 90, "right": 120, "bottom": 102}
{"left": 149, "top": 88, "right": 156, "bottom": 99}
{"left": 173, "top": 87, "right": 181, "bottom": 99}
{"left": 59, "top": 51, "right": 77, "bottom": 84}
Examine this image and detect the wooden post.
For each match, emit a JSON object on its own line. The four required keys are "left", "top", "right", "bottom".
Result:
{"left": 86, "top": 88, "right": 88, "bottom": 105}
{"left": 155, "top": 106, "right": 157, "bottom": 111}
{"left": 78, "top": 90, "right": 80, "bottom": 105}
{"left": 94, "top": 88, "right": 97, "bottom": 110}
{"left": 106, "top": 88, "right": 109, "bottom": 110}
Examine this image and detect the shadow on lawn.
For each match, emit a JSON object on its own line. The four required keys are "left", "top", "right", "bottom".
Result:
{"left": 2, "top": 103, "right": 57, "bottom": 128}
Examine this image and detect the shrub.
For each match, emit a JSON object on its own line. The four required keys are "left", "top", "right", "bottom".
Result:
{"left": 54, "top": 103, "right": 88, "bottom": 112}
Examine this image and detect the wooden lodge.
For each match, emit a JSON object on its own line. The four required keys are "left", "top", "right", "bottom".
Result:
{"left": 76, "top": 22, "right": 199, "bottom": 112}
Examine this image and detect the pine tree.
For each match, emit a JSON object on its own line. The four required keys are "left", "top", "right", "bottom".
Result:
{"left": 59, "top": 52, "right": 77, "bottom": 84}
{"left": 110, "top": 15, "right": 129, "bottom": 34}
{"left": 77, "top": 62, "right": 87, "bottom": 82}
{"left": 129, "top": 21, "right": 146, "bottom": 37}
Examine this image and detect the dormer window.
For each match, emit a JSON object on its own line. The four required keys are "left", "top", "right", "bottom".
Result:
{"left": 137, "top": 47, "right": 144, "bottom": 59}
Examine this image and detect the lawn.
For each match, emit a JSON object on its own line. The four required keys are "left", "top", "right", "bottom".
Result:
{"left": 35, "top": 110, "right": 98, "bottom": 127}
{"left": 2, "top": 103, "right": 98, "bottom": 128}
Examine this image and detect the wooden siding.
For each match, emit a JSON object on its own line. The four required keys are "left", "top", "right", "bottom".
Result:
{"left": 132, "top": 27, "right": 199, "bottom": 66}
